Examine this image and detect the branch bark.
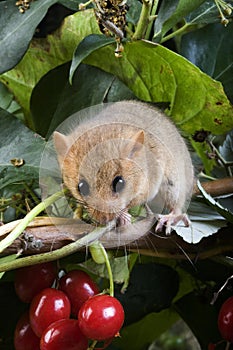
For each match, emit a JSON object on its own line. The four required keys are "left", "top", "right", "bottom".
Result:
{"left": 0, "top": 178, "right": 232, "bottom": 266}
{"left": 193, "top": 177, "right": 233, "bottom": 197}
{"left": 0, "top": 216, "right": 232, "bottom": 262}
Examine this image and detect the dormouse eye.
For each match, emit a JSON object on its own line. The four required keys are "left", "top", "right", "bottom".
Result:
{"left": 78, "top": 179, "right": 90, "bottom": 196}
{"left": 112, "top": 176, "right": 125, "bottom": 193}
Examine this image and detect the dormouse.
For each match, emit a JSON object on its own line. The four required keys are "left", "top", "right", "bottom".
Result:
{"left": 54, "top": 101, "right": 194, "bottom": 234}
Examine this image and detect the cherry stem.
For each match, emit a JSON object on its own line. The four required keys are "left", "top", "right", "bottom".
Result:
{"left": 97, "top": 242, "right": 114, "bottom": 297}
{"left": 88, "top": 340, "right": 98, "bottom": 350}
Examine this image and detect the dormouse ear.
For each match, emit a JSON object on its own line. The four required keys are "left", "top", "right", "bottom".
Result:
{"left": 53, "top": 131, "right": 72, "bottom": 164}
{"left": 127, "top": 130, "right": 145, "bottom": 159}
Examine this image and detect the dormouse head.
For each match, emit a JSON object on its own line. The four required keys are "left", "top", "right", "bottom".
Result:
{"left": 53, "top": 127, "right": 150, "bottom": 225}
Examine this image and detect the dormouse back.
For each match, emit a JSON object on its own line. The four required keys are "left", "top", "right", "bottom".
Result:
{"left": 62, "top": 101, "right": 185, "bottom": 156}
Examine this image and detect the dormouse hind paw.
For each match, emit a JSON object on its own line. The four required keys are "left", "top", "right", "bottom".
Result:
{"left": 155, "top": 212, "right": 190, "bottom": 235}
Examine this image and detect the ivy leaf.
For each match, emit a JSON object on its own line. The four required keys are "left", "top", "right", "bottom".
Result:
{"left": 0, "top": 0, "right": 58, "bottom": 74}
{"left": 0, "top": 108, "right": 45, "bottom": 192}
{"left": 81, "top": 39, "right": 233, "bottom": 136}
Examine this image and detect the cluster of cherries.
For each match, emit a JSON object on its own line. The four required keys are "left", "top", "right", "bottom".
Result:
{"left": 209, "top": 296, "right": 233, "bottom": 349}
{"left": 14, "top": 262, "right": 124, "bottom": 350}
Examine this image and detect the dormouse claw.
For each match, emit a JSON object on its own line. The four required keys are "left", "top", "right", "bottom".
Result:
{"left": 155, "top": 212, "right": 190, "bottom": 235}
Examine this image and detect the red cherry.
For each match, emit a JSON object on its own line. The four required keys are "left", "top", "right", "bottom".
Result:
{"left": 218, "top": 296, "right": 233, "bottom": 342}
{"left": 14, "top": 262, "right": 57, "bottom": 303}
{"left": 14, "top": 312, "right": 40, "bottom": 350}
{"left": 59, "top": 270, "right": 99, "bottom": 315}
{"left": 29, "top": 288, "right": 71, "bottom": 337}
{"left": 40, "top": 319, "right": 88, "bottom": 350}
{"left": 78, "top": 294, "right": 124, "bottom": 341}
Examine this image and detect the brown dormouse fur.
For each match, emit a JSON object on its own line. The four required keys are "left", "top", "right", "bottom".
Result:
{"left": 54, "top": 101, "right": 194, "bottom": 233}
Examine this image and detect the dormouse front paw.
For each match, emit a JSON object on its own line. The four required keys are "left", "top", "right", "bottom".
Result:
{"left": 155, "top": 211, "right": 190, "bottom": 235}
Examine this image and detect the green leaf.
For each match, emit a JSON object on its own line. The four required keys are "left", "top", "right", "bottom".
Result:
{"left": 115, "top": 262, "right": 179, "bottom": 325}
{"left": 0, "top": 281, "right": 27, "bottom": 349}
{"left": 70, "top": 34, "right": 115, "bottom": 82}
{"left": 174, "top": 200, "right": 228, "bottom": 244}
{"left": 0, "top": 82, "right": 14, "bottom": 111}
{"left": 0, "top": 82, "right": 23, "bottom": 121}
{"left": 153, "top": 0, "right": 206, "bottom": 41}
{"left": 197, "top": 180, "right": 233, "bottom": 223}
{"left": 114, "top": 310, "right": 179, "bottom": 350}
{"left": 0, "top": 0, "right": 58, "bottom": 74}
{"left": 81, "top": 255, "right": 131, "bottom": 285}
{"left": 31, "top": 62, "right": 135, "bottom": 137}
{"left": 153, "top": 0, "right": 179, "bottom": 41}
{"left": 219, "top": 130, "right": 233, "bottom": 163}
{"left": 186, "top": 0, "right": 223, "bottom": 24}
{"left": 30, "top": 63, "right": 71, "bottom": 137}
{"left": 180, "top": 21, "right": 233, "bottom": 103}
{"left": 175, "top": 292, "right": 220, "bottom": 348}
{"left": 0, "top": 254, "right": 18, "bottom": 279}
{"left": 0, "top": 108, "right": 45, "bottom": 192}
{"left": 83, "top": 39, "right": 233, "bottom": 136}
{"left": 58, "top": 0, "right": 82, "bottom": 11}
{"left": 126, "top": 0, "right": 142, "bottom": 26}
{"left": 191, "top": 141, "right": 216, "bottom": 175}
{"left": 0, "top": 9, "right": 100, "bottom": 121}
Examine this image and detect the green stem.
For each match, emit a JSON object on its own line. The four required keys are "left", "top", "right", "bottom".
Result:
{"left": 145, "top": 0, "right": 159, "bottom": 40}
{"left": 78, "top": 0, "right": 93, "bottom": 10}
{"left": 0, "top": 191, "right": 64, "bottom": 254}
{"left": 207, "top": 139, "right": 233, "bottom": 177}
{"left": 0, "top": 223, "right": 115, "bottom": 272}
{"left": 132, "top": 0, "right": 152, "bottom": 40}
{"left": 198, "top": 172, "right": 216, "bottom": 181}
{"left": 23, "top": 182, "right": 40, "bottom": 205}
{"left": 16, "top": 205, "right": 28, "bottom": 216}
{"left": 88, "top": 340, "right": 98, "bottom": 350}
{"left": 160, "top": 22, "right": 189, "bottom": 43}
{"left": 0, "top": 198, "right": 21, "bottom": 211}
{"left": 98, "top": 243, "right": 114, "bottom": 296}
{"left": 125, "top": 25, "right": 134, "bottom": 38}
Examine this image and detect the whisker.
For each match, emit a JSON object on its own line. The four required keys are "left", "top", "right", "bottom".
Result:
{"left": 116, "top": 208, "right": 131, "bottom": 225}
{"left": 143, "top": 230, "right": 159, "bottom": 255}
{"left": 170, "top": 237, "right": 196, "bottom": 270}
